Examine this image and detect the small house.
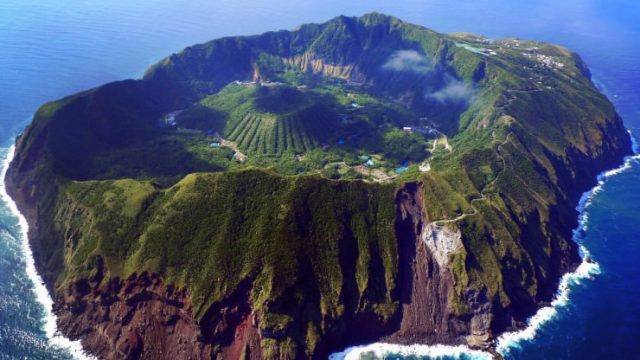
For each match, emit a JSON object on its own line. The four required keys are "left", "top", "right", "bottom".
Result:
{"left": 403, "top": 126, "right": 413, "bottom": 133}
{"left": 365, "top": 159, "right": 375, "bottom": 167}
{"left": 210, "top": 142, "right": 221, "bottom": 148}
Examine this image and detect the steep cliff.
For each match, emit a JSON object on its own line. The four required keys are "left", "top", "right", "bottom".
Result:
{"left": 6, "top": 13, "right": 632, "bottom": 359}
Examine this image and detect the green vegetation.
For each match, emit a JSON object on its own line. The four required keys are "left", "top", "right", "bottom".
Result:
{"left": 174, "top": 82, "right": 426, "bottom": 175}
{"left": 8, "top": 12, "right": 631, "bottom": 359}
{"left": 56, "top": 170, "right": 399, "bottom": 356}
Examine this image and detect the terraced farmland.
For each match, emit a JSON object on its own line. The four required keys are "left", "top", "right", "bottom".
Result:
{"left": 224, "top": 105, "right": 339, "bottom": 155}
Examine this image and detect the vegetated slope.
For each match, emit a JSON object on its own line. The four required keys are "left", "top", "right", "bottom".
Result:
{"left": 200, "top": 85, "right": 341, "bottom": 155}
{"left": 6, "top": 12, "right": 632, "bottom": 360}
{"left": 179, "top": 82, "right": 419, "bottom": 160}
{"left": 52, "top": 170, "right": 399, "bottom": 358}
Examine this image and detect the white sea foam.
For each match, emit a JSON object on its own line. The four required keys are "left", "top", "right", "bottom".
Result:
{"left": 1, "top": 127, "right": 634, "bottom": 360}
{"left": 495, "top": 244, "right": 601, "bottom": 355}
{"left": 332, "top": 131, "right": 640, "bottom": 360}
{"left": 496, "top": 129, "right": 639, "bottom": 356}
{"left": 329, "top": 343, "right": 492, "bottom": 360}
{"left": 0, "top": 145, "right": 94, "bottom": 359}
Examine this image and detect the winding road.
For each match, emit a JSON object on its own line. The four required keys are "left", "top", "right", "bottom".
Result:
{"left": 430, "top": 84, "right": 553, "bottom": 226}
{"left": 431, "top": 134, "right": 511, "bottom": 227}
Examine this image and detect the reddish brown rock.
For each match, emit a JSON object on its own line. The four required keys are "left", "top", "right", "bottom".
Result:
{"left": 55, "top": 272, "right": 208, "bottom": 360}
{"left": 386, "top": 182, "right": 470, "bottom": 345}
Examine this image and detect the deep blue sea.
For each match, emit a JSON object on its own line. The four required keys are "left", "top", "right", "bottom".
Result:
{"left": 0, "top": 1, "right": 638, "bottom": 359}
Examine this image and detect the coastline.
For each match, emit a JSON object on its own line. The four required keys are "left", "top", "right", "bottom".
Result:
{"left": 4, "top": 134, "right": 633, "bottom": 360}
{"left": 4, "top": 124, "right": 633, "bottom": 360}
{"left": 0, "top": 145, "right": 94, "bottom": 360}
{"left": 331, "top": 131, "right": 639, "bottom": 360}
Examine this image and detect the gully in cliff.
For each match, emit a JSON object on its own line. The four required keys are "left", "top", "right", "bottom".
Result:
{"left": 4, "top": 13, "right": 634, "bottom": 360}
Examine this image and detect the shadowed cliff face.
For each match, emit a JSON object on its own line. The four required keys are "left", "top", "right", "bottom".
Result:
{"left": 4, "top": 12, "right": 634, "bottom": 360}
{"left": 55, "top": 271, "right": 265, "bottom": 360}
{"left": 50, "top": 182, "right": 483, "bottom": 359}
{"left": 388, "top": 182, "right": 464, "bottom": 344}
{"left": 387, "top": 182, "right": 498, "bottom": 349}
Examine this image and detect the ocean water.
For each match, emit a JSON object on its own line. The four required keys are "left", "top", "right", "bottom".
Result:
{"left": 0, "top": 1, "right": 638, "bottom": 359}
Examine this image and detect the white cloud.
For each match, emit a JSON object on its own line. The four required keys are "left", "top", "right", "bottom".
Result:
{"left": 427, "top": 76, "right": 475, "bottom": 104}
{"left": 382, "top": 50, "right": 432, "bottom": 74}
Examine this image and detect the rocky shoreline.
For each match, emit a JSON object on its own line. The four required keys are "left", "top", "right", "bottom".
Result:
{"left": 4, "top": 13, "right": 635, "bottom": 360}
{"left": 5, "top": 132, "right": 631, "bottom": 359}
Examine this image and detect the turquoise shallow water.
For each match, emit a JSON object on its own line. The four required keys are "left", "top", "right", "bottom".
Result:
{"left": 0, "top": 1, "right": 638, "bottom": 359}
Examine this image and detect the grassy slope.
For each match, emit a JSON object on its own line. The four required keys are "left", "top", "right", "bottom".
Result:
{"left": 419, "top": 37, "right": 629, "bottom": 312}
{"left": 56, "top": 169, "right": 399, "bottom": 356}
{"left": 8, "top": 12, "right": 632, "bottom": 358}
{"left": 179, "top": 83, "right": 422, "bottom": 161}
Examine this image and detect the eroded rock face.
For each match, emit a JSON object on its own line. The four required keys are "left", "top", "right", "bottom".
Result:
{"left": 284, "top": 52, "right": 368, "bottom": 83}
{"left": 386, "top": 182, "right": 471, "bottom": 345}
{"left": 421, "top": 223, "right": 462, "bottom": 269}
{"left": 55, "top": 272, "right": 206, "bottom": 360}
{"left": 5, "top": 12, "right": 632, "bottom": 360}
{"left": 55, "top": 269, "right": 268, "bottom": 360}
{"left": 53, "top": 183, "right": 485, "bottom": 360}
{"left": 464, "top": 288, "right": 495, "bottom": 348}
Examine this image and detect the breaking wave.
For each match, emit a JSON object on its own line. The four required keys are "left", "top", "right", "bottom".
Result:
{"left": 0, "top": 145, "right": 94, "bottom": 360}
{"left": 496, "top": 130, "right": 639, "bottom": 356}
{"left": 331, "top": 131, "right": 639, "bottom": 359}
{"left": 329, "top": 343, "right": 492, "bottom": 360}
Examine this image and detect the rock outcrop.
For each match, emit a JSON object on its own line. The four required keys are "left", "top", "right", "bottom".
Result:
{"left": 56, "top": 271, "right": 206, "bottom": 360}
{"left": 387, "top": 182, "right": 468, "bottom": 344}
{"left": 4, "top": 12, "right": 634, "bottom": 360}
{"left": 284, "top": 52, "right": 368, "bottom": 84}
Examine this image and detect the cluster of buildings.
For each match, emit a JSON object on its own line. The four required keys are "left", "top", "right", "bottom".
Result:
{"left": 500, "top": 39, "right": 522, "bottom": 48}
{"left": 524, "top": 53, "right": 565, "bottom": 69}
{"left": 402, "top": 124, "right": 439, "bottom": 137}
